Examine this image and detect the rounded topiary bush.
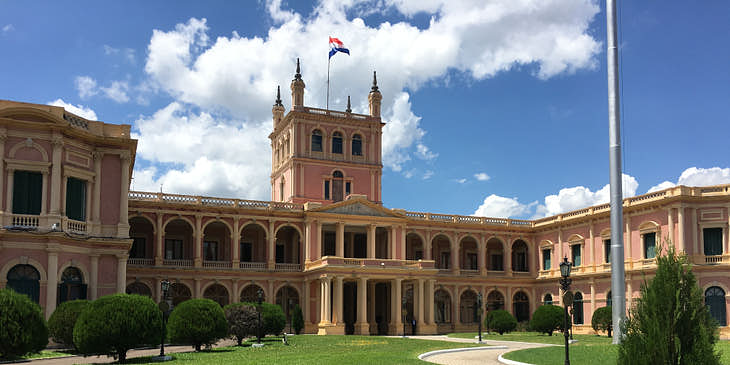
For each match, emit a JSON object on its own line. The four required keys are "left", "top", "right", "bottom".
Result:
{"left": 0, "top": 288, "right": 48, "bottom": 359}
{"left": 73, "top": 294, "right": 161, "bottom": 363}
{"left": 291, "top": 304, "right": 304, "bottom": 334}
{"left": 223, "top": 303, "right": 258, "bottom": 345}
{"left": 48, "top": 299, "right": 90, "bottom": 349}
{"left": 530, "top": 305, "right": 564, "bottom": 336}
{"left": 486, "top": 310, "right": 517, "bottom": 335}
{"left": 591, "top": 306, "right": 612, "bottom": 337}
{"left": 168, "top": 299, "right": 227, "bottom": 351}
{"left": 261, "top": 302, "right": 286, "bottom": 336}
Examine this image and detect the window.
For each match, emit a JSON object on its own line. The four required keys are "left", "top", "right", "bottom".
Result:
{"left": 352, "top": 134, "right": 362, "bottom": 156}
{"left": 240, "top": 242, "right": 253, "bottom": 262}
{"left": 279, "top": 179, "right": 284, "bottom": 201}
{"left": 573, "top": 292, "right": 584, "bottom": 324}
{"left": 65, "top": 177, "right": 86, "bottom": 221}
{"left": 311, "top": 130, "right": 323, "bottom": 152}
{"left": 204, "top": 241, "right": 219, "bottom": 261}
{"left": 440, "top": 252, "right": 450, "bottom": 269}
{"left": 513, "top": 291, "right": 530, "bottom": 322}
{"left": 705, "top": 286, "right": 726, "bottom": 326}
{"left": 512, "top": 240, "right": 528, "bottom": 272}
{"left": 490, "top": 254, "right": 504, "bottom": 271}
{"left": 543, "top": 293, "right": 553, "bottom": 305}
{"left": 165, "top": 239, "right": 184, "bottom": 260}
{"left": 487, "top": 291, "right": 504, "bottom": 311}
{"left": 6, "top": 264, "right": 40, "bottom": 303}
{"left": 323, "top": 231, "right": 336, "bottom": 256}
{"left": 332, "top": 132, "right": 343, "bottom": 154}
{"left": 643, "top": 232, "right": 656, "bottom": 259}
{"left": 704, "top": 228, "right": 723, "bottom": 256}
{"left": 434, "top": 290, "right": 451, "bottom": 323}
{"left": 130, "top": 237, "right": 146, "bottom": 259}
{"left": 324, "top": 181, "right": 330, "bottom": 200}
{"left": 275, "top": 242, "right": 284, "bottom": 262}
{"left": 604, "top": 239, "right": 611, "bottom": 263}
{"left": 59, "top": 267, "right": 86, "bottom": 303}
{"left": 571, "top": 244, "right": 582, "bottom": 267}
{"left": 467, "top": 253, "right": 477, "bottom": 270}
{"left": 606, "top": 291, "right": 612, "bottom": 307}
{"left": 542, "top": 249, "right": 551, "bottom": 270}
{"left": 13, "top": 170, "right": 42, "bottom": 215}
{"left": 345, "top": 182, "right": 351, "bottom": 196}
{"left": 332, "top": 171, "right": 344, "bottom": 202}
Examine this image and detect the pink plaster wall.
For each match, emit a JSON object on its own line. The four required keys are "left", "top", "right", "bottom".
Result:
{"left": 100, "top": 155, "right": 121, "bottom": 225}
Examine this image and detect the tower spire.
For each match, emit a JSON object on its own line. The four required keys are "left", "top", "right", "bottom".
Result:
{"left": 371, "top": 71, "right": 379, "bottom": 92}
{"left": 294, "top": 58, "right": 302, "bottom": 80}
{"left": 274, "top": 85, "right": 283, "bottom": 106}
{"left": 346, "top": 95, "right": 352, "bottom": 113}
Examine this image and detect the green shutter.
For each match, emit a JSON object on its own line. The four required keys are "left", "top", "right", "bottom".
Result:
{"left": 644, "top": 233, "right": 656, "bottom": 259}
{"left": 704, "top": 228, "right": 723, "bottom": 256}
{"left": 65, "top": 178, "right": 86, "bottom": 221}
{"left": 13, "top": 171, "right": 42, "bottom": 215}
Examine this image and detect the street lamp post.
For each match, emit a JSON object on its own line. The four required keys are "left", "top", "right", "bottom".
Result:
{"left": 559, "top": 257, "right": 573, "bottom": 365}
{"left": 257, "top": 288, "right": 264, "bottom": 344}
{"left": 155, "top": 279, "right": 172, "bottom": 362}
{"left": 477, "top": 292, "right": 483, "bottom": 343}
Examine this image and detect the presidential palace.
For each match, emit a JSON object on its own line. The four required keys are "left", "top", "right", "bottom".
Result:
{"left": 1, "top": 63, "right": 729, "bottom": 337}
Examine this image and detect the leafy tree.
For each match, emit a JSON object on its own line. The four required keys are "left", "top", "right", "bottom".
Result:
{"left": 530, "top": 305, "right": 564, "bottom": 336}
{"left": 73, "top": 294, "right": 161, "bottom": 363}
{"left": 485, "top": 310, "right": 517, "bottom": 335}
{"left": 618, "top": 245, "right": 720, "bottom": 365}
{"left": 48, "top": 299, "right": 90, "bottom": 350}
{"left": 291, "top": 304, "right": 304, "bottom": 334}
{"left": 167, "top": 298, "right": 227, "bottom": 351}
{"left": 591, "top": 306, "right": 612, "bottom": 337}
{"left": 0, "top": 289, "right": 48, "bottom": 359}
{"left": 223, "top": 303, "right": 258, "bottom": 345}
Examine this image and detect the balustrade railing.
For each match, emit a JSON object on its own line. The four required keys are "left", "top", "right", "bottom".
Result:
{"left": 705, "top": 255, "right": 724, "bottom": 264}
{"left": 163, "top": 259, "right": 193, "bottom": 267}
{"left": 203, "top": 260, "right": 232, "bottom": 269}
{"left": 275, "top": 263, "right": 302, "bottom": 272}
{"left": 239, "top": 262, "right": 267, "bottom": 270}
{"left": 10, "top": 214, "right": 39, "bottom": 228}
{"left": 64, "top": 219, "right": 87, "bottom": 233}
{"left": 128, "top": 258, "right": 154, "bottom": 266}
{"left": 343, "top": 259, "right": 363, "bottom": 266}
{"left": 128, "top": 191, "right": 304, "bottom": 211}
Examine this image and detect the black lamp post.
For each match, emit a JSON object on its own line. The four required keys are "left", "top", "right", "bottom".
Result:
{"left": 477, "top": 292, "right": 483, "bottom": 343}
{"left": 257, "top": 288, "right": 264, "bottom": 344}
{"left": 559, "top": 257, "right": 573, "bottom": 365}
{"left": 158, "top": 279, "right": 171, "bottom": 360}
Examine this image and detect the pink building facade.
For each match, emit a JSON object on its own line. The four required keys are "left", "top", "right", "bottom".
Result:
{"left": 1, "top": 65, "right": 729, "bottom": 337}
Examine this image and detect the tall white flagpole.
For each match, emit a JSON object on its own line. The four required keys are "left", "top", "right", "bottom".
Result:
{"left": 326, "top": 56, "right": 331, "bottom": 110}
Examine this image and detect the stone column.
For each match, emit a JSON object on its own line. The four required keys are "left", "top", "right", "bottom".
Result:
{"left": 155, "top": 214, "right": 164, "bottom": 265}
{"left": 336, "top": 222, "right": 345, "bottom": 257}
{"left": 5, "top": 169, "right": 14, "bottom": 214}
{"left": 232, "top": 218, "right": 240, "bottom": 267}
{"left": 506, "top": 286, "right": 512, "bottom": 317}
{"left": 89, "top": 255, "right": 99, "bottom": 300}
{"left": 668, "top": 207, "right": 675, "bottom": 247}
{"left": 589, "top": 222, "right": 595, "bottom": 270}
{"left": 391, "top": 278, "right": 403, "bottom": 334}
{"left": 417, "top": 279, "right": 425, "bottom": 326}
{"left": 424, "top": 231, "right": 432, "bottom": 260}
{"left": 691, "top": 208, "right": 698, "bottom": 254}
{"left": 268, "top": 221, "right": 276, "bottom": 269}
{"left": 505, "top": 238, "right": 513, "bottom": 277}
{"left": 232, "top": 280, "right": 239, "bottom": 306}
{"left": 590, "top": 279, "right": 596, "bottom": 317}
{"left": 92, "top": 152, "right": 103, "bottom": 231}
{"left": 454, "top": 285, "right": 461, "bottom": 326}
{"left": 625, "top": 216, "right": 632, "bottom": 265}
{"left": 41, "top": 173, "right": 48, "bottom": 215}
{"left": 478, "top": 235, "right": 486, "bottom": 276}
{"left": 303, "top": 280, "right": 311, "bottom": 325}
{"left": 117, "top": 152, "right": 130, "bottom": 237}
{"left": 367, "top": 224, "right": 376, "bottom": 258}
{"left": 0, "top": 130, "right": 5, "bottom": 212}
{"left": 194, "top": 279, "right": 201, "bottom": 299}
{"left": 267, "top": 280, "right": 274, "bottom": 304}
{"left": 46, "top": 252, "right": 58, "bottom": 319}
{"left": 320, "top": 277, "right": 331, "bottom": 325}
{"left": 367, "top": 281, "right": 376, "bottom": 333}
{"left": 315, "top": 221, "right": 322, "bottom": 260}
{"left": 194, "top": 215, "right": 203, "bottom": 267}
{"left": 334, "top": 276, "right": 343, "bottom": 324}
{"left": 388, "top": 226, "right": 395, "bottom": 259}
{"left": 400, "top": 226, "right": 406, "bottom": 260}
{"left": 356, "top": 277, "right": 368, "bottom": 334}
{"left": 426, "top": 280, "right": 435, "bottom": 325}
{"left": 50, "top": 136, "right": 63, "bottom": 215}
{"left": 304, "top": 220, "right": 311, "bottom": 263}
{"left": 116, "top": 254, "right": 128, "bottom": 293}
{"left": 451, "top": 233, "right": 459, "bottom": 273}
{"left": 678, "top": 205, "right": 685, "bottom": 253}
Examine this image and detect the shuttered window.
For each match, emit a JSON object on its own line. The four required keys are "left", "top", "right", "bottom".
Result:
{"left": 644, "top": 232, "right": 656, "bottom": 259}
{"left": 65, "top": 177, "right": 86, "bottom": 221}
{"left": 12, "top": 171, "right": 42, "bottom": 215}
{"left": 703, "top": 228, "right": 723, "bottom": 256}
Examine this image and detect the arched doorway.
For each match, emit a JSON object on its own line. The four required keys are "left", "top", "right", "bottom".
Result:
{"left": 240, "top": 223, "right": 267, "bottom": 264}
{"left": 512, "top": 240, "right": 529, "bottom": 272}
{"left": 204, "top": 284, "right": 230, "bottom": 307}
{"left": 459, "top": 237, "right": 478, "bottom": 271}
{"left": 59, "top": 267, "right": 86, "bottom": 303}
{"left": 164, "top": 219, "right": 194, "bottom": 264}
{"left": 406, "top": 233, "right": 424, "bottom": 260}
{"left": 486, "top": 238, "right": 504, "bottom": 271}
{"left": 543, "top": 293, "right": 553, "bottom": 305}
{"left": 513, "top": 291, "right": 529, "bottom": 322}
{"left": 128, "top": 216, "right": 154, "bottom": 260}
{"left": 275, "top": 226, "right": 300, "bottom": 265}
{"left": 241, "top": 284, "right": 265, "bottom": 303}
{"left": 705, "top": 286, "right": 726, "bottom": 326}
{"left": 126, "top": 282, "right": 152, "bottom": 297}
{"left": 203, "top": 222, "right": 231, "bottom": 264}
{"left": 431, "top": 235, "right": 451, "bottom": 270}
{"left": 434, "top": 289, "right": 451, "bottom": 324}
{"left": 6, "top": 264, "right": 40, "bottom": 303}
{"left": 573, "top": 292, "right": 584, "bottom": 324}
{"left": 487, "top": 290, "right": 504, "bottom": 311}
{"left": 169, "top": 283, "right": 192, "bottom": 306}
{"left": 275, "top": 285, "right": 300, "bottom": 325}
{"left": 460, "top": 290, "right": 478, "bottom": 324}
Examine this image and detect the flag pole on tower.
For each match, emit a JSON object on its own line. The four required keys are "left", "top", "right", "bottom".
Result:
{"left": 327, "top": 36, "right": 350, "bottom": 111}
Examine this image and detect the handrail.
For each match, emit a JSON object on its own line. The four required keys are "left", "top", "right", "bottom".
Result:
{"left": 129, "top": 191, "right": 304, "bottom": 211}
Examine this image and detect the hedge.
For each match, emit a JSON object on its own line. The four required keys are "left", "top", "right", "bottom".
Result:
{"left": 167, "top": 298, "right": 227, "bottom": 351}
{"left": 529, "top": 305, "right": 564, "bottom": 336}
{"left": 48, "top": 299, "right": 90, "bottom": 349}
{"left": 0, "top": 289, "right": 48, "bottom": 359}
{"left": 486, "top": 310, "right": 517, "bottom": 335}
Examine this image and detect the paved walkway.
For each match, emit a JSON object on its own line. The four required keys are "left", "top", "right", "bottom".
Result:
{"left": 400, "top": 335, "right": 554, "bottom": 365}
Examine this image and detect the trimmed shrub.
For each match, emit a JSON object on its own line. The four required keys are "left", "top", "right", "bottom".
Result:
{"left": 530, "top": 305, "right": 564, "bottom": 336}
{"left": 168, "top": 299, "right": 227, "bottom": 351}
{"left": 261, "top": 302, "right": 286, "bottom": 336}
{"left": 48, "top": 299, "right": 90, "bottom": 349}
{"left": 0, "top": 288, "right": 48, "bottom": 359}
{"left": 73, "top": 294, "right": 161, "bottom": 363}
{"left": 223, "top": 303, "right": 258, "bottom": 345}
{"left": 291, "top": 304, "right": 304, "bottom": 334}
{"left": 486, "top": 310, "right": 517, "bottom": 335}
{"left": 618, "top": 245, "right": 720, "bottom": 364}
{"left": 591, "top": 306, "right": 612, "bottom": 337}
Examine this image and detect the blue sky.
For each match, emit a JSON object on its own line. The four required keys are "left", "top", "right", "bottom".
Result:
{"left": 1, "top": 0, "right": 729, "bottom": 218}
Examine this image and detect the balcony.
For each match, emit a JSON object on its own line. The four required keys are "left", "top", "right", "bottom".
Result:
{"left": 275, "top": 263, "right": 302, "bottom": 272}
{"left": 203, "top": 260, "right": 232, "bottom": 269}
{"left": 163, "top": 259, "right": 194, "bottom": 267}
{"left": 305, "top": 257, "right": 436, "bottom": 271}
{"left": 128, "top": 258, "right": 154, "bottom": 266}
{"left": 9, "top": 214, "right": 40, "bottom": 228}
{"left": 63, "top": 218, "right": 87, "bottom": 234}
{"left": 460, "top": 269, "right": 479, "bottom": 276}
{"left": 239, "top": 262, "right": 267, "bottom": 270}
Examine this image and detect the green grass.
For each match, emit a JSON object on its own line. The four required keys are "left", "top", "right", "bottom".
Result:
{"left": 3, "top": 349, "right": 73, "bottom": 361}
{"left": 448, "top": 331, "right": 613, "bottom": 345}
{"left": 123, "top": 335, "right": 484, "bottom": 364}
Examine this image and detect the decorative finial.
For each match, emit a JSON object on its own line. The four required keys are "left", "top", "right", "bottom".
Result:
{"left": 294, "top": 58, "right": 302, "bottom": 80}
{"left": 275, "top": 85, "right": 283, "bottom": 106}
{"left": 371, "top": 71, "right": 379, "bottom": 92}
{"left": 346, "top": 96, "right": 352, "bottom": 113}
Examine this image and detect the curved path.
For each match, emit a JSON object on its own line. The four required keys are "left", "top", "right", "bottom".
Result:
{"left": 403, "top": 335, "right": 554, "bottom": 365}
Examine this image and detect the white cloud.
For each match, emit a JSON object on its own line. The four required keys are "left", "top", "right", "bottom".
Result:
{"left": 47, "top": 99, "right": 98, "bottom": 120}
{"left": 382, "top": 92, "right": 426, "bottom": 171}
{"left": 104, "top": 45, "right": 136, "bottom": 64}
{"left": 75, "top": 76, "right": 98, "bottom": 99}
{"left": 648, "top": 167, "right": 730, "bottom": 192}
{"left": 101, "top": 81, "right": 130, "bottom": 103}
{"left": 474, "top": 172, "right": 490, "bottom": 181}
{"left": 474, "top": 194, "right": 535, "bottom": 218}
{"left": 2, "top": 24, "right": 14, "bottom": 33}
{"left": 456, "top": 178, "right": 467, "bottom": 184}
{"left": 423, "top": 170, "right": 434, "bottom": 180}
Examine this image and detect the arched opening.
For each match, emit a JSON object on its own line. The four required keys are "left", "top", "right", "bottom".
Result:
{"left": 204, "top": 283, "right": 229, "bottom": 307}
{"left": 276, "top": 285, "right": 300, "bottom": 325}
{"left": 332, "top": 171, "right": 344, "bottom": 202}
{"left": 6, "top": 264, "right": 40, "bottom": 303}
{"left": 513, "top": 291, "right": 529, "bottom": 322}
{"left": 512, "top": 240, "right": 529, "bottom": 272}
{"left": 128, "top": 216, "right": 154, "bottom": 260}
{"left": 573, "top": 292, "right": 584, "bottom": 324}
{"left": 126, "top": 282, "right": 152, "bottom": 297}
{"left": 487, "top": 238, "right": 504, "bottom": 271}
{"left": 543, "top": 293, "right": 553, "bottom": 305}
{"left": 203, "top": 221, "right": 231, "bottom": 264}
{"left": 460, "top": 290, "right": 478, "bottom": 324}
{"left": 459, "top": 236, "right": 478, "bottom": 270}
{"left": 169, "top": 283, "right": 192, "bottom": 306}
{"left": 434, "top": 289, "right": 452, "bottom": 324}
{"left": 332, "top": 132, "right": 343, "bottom": 154}
{"left": 311, "top": 129, "right": 323, "bottom": 152}
{"left": 59, "top": 267, "right": 86, "bottom": 303}
{"left": 606, "top": 290, "right": 612, "bottom": 307}
{"left": 240, "top": 223, "right": 267, "bottom": 265}
{"left": 275, "top": 226, "right": 300, "bottom": 264}
{"left": 705, "top": 286, "right": 726, "bottom": 326}
{"left": 352, "top": 134, "right": 362, "bottom": 156}
{"left": 164, "top": 219, "right": 194, "bottom": 265}
{"left": 241, "top": 284, "right": 265, "bottom": 303}
{"left": 431, "top": 235, "right": 451, "bottom": 270}
{"left": 487, "top": 290, "right": 504, "bottom": 311}
{"left": 405, "top": 233, "right": 424, "bottom": 260}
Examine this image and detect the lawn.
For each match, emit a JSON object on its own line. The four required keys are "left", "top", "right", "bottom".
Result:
{"left": 448, "top": 331, "right": 612, "bottom": 345}
{"left": 124, "top": 335, "right": 484, "bottom": 364}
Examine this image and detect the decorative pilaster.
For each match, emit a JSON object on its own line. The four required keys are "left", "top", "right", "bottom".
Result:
{"left": 89, "top": 255, "right": 99, "bottom": 300}
{"left": 391, "top": 278, "right": 403, "bottom": 335}
{"left": 45, "top": 252, "right": 58, "bottom": 319}
{"left": 92, "top": 152, "right": 103, "bottom": 233}
{"left": 268, "top": 220, "right": 276, "bottom": 269}
{"left": 478, "top": 235, "right": 486, "bottom": 276}
{"left": 336, "top": 222, "right": 345, "bottom": 257}
{"left": 232, "top": 218, "right": 240, "bottom": 267}
{"left": 116, "top": 254, "right": 128, "bottom": 293}
{"left": 678, "top": 205, "right": 685, "bottom": 253}
{"left": 416, "top": 279, "right": 425, "bottom": 332}
{"left": 49, "top": 135, "right": 63, "bottom": 215}
{"left": 0, "top": 129, "right": 5, "bottom": 213}
{"left": 117, "top": 151, "right": 131, "bottom": 237}
{"left": 367, "top": 224, "right": 376, "bottom": 258}
{"left": 355, "top": 277, "right": 368, "bottom": 334}
{"left": 155, "top": 214, "right": 164, "bottom": 266}
{"left": 451, "top": 232, "right": 458, "bottom": 273}
{"left": 194, "top": 215, "right": 202, "bottom": 267}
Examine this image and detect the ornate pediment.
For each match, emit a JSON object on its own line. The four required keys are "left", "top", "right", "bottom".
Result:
{"left": 316, "top": 199, "right": 403, "bottom": 218}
